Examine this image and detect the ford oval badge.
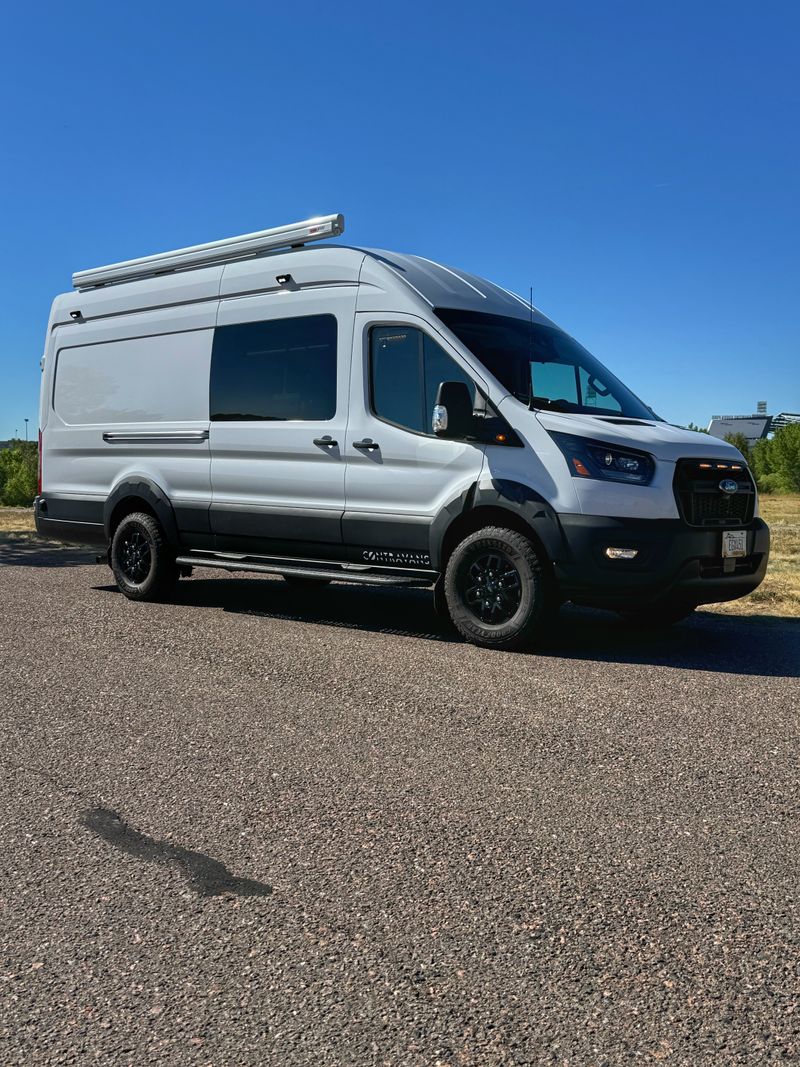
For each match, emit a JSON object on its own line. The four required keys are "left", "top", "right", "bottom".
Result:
{"left": 719, "top": 478, "right": 738, "bottom": 494}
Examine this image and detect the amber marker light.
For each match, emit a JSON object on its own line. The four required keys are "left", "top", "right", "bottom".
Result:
{"left": 571, "top": 457, "right": 591, "bottom": 477}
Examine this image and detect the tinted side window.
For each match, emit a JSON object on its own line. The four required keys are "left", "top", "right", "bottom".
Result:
{"left": 370, "top": 326, "right": 475, "bottom": 434}
{"left": 210, "top": 314, "right": 337, "bottom": 421}
{"left": 422, "top": 334, "right": 475, "bottom": 427}
{"left": 370, "top": 327, "right": 424, "bottom": 431}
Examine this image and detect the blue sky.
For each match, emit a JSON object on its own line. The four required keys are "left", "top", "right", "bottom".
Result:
{"left": 1, "top": 0, "right": 798, "bottom": 439}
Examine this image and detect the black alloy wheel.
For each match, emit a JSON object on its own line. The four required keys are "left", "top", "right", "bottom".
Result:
{"left": 462, "top": 551, "right": 522, "bottom": 625}
{"left": 118, "top": 527, "right": 152, "bottom": 583}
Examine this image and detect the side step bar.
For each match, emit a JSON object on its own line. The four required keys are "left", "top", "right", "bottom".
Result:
{"left": 174, "top": 555, "right": 435, "bottom": 588}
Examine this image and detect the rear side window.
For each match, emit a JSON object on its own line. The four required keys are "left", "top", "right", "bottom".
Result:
{"left": 370, "top": 326, "right": 475, "bottom": 434}
{"left": 211, "top": 314, "right": 337, "bottom": 421}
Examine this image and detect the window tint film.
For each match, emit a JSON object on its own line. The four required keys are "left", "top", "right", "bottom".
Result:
{"left": 371, "top": 326, "right": 476, "bottom": 434}
{"left": 423, "top": 335, "right": 475, "bottom": 427}
{"left": 211, "top": 314, "right": 337, "bottom": 421}
{"left": 370, "top": 328, "right": 424, "bottom": 431}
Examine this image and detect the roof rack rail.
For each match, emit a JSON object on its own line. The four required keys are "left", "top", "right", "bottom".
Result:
{"left": 72, "top": 213, "right": 345, "bottom": 290}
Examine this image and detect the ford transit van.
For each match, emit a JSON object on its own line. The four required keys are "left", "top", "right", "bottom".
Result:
{"left": 36, "top": 214, "right": 769, "bottom": 649}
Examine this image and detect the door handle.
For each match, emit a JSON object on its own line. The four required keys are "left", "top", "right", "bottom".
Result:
{"left": 353, "top": 439, "right": 380, "bottom": 451}
{"left": 313, "top": 436, "right": 338, "bottom": 448}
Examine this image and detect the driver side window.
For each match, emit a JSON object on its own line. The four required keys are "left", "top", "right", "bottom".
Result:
{"left": 370, "top": 326, "right": 476, "bottom": 435}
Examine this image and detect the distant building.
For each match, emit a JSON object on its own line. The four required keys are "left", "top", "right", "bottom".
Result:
{"left": 707, "top": 414, "right": 772, "bottom": 446}
{"left": 707, "top": 408, "right": 800, "bottom": 445}
{"left": 770, "top": 412, "right": 800, "bottom": 432}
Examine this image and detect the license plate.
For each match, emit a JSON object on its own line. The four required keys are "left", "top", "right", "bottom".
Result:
{"left": 722, "top": 530, "right": 747, "bottom": 558}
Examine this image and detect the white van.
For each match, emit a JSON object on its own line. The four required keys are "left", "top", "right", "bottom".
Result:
{"left": 36, "top": 213, "right": 769, "bottom": 649}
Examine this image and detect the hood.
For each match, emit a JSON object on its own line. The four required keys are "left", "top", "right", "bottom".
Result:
{"left": 533, "top": 411, "right": 745, "bottom": 464}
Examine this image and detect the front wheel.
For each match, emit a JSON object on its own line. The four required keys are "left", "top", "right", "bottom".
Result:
{"left": 444, "top": 527, "right": 555, "bottom": 650}
{"left": 110, "top": 512, "right": 179, "bottom": 601}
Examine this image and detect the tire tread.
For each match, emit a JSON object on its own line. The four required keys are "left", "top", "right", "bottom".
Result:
{"left": 444, "top": 526, "right": 554, "bottom": 651}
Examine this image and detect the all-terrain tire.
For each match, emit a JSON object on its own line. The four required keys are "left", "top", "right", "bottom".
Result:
{"left": 444, "top": 526, "right": 555, "bottom": 650}
{"left": 110, "top": 511, "right": 180, "bottom": 602}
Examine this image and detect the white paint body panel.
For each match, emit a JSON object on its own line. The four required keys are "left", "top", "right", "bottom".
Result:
{"left": 43, "top": 306, "right": 214, "bottom": 510}
{"left": 54, "top": 332, "right": 210, "bottom": 426}
{"left": 343, "top": 312, "right": 486, "bottom": 550}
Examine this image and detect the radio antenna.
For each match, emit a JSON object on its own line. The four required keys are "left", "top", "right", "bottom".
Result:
{"left": 528, "top": 284, "right": 534, "bottom": 405}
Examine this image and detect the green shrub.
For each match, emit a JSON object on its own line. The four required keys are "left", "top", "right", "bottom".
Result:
{"left": 749, "top": 424, "right": 800, "bottom": 494}
{"left": 770, "top": 423, "right": 800, "bottom": 493}
{"left": 0, "top": 440, "right": 38, "bottom": 506}
{"left": 757, "top": 473, "right": 783, "bottom": 495}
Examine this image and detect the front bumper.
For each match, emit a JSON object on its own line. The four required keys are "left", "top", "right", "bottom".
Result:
{"left": 555, "top": 514, "right": 769, "bottom": 609}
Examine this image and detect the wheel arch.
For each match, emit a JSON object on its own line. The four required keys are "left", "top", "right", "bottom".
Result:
{"left": 104, "top": 477, "right": 179, "bottom": 545}
{"left": 433, "top": 480, "right": 567, "bottom": 573}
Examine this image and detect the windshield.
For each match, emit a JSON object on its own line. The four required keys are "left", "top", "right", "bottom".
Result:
{"left": 435, "top": 308, "right": 659, "bottom": 421}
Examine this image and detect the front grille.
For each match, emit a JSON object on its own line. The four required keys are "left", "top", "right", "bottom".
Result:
{"left": 674, "top": 459, "right": 756, "bottom": 528}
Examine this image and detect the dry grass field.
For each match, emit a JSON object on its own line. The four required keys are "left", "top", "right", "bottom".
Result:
{"left": 2, "top": 497, "right": 798, "bottom": 618}
{"left": 708, "top": 493, "right": 800, "bottom": 618}
{"left": 0, "top": 507, "right": 38, "bottom": 533}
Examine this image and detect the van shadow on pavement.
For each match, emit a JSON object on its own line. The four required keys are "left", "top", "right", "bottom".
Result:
{"left": 0, "top": 535, "right": 97, "bottom": 568}
{"left": 94, "top": 573, "right": 800, "bottom": 680}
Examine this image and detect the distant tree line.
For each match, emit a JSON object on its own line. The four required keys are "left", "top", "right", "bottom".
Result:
{"left": 0, "top": 440, "right": 37, "bottom": 506}
{"left": 723, "top": 424, "right": 800, "bottom": 494}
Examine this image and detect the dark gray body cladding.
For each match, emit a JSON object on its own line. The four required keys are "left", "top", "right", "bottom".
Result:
{"left": 35, "top": 495, "right": 106, "bottom": 546}
{"left": 35, "top": 473, "right": 770, "bottom": 611}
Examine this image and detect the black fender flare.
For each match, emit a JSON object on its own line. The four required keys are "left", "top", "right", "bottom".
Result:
{"left": 430, "top": 479, "right": 569, "bottom": 569}
{"left": 103, "top": 476, "right": 180, "bottom": 546}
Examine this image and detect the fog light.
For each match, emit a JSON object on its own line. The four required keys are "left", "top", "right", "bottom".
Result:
{"left": 605, "top": 547, "right": 639, "bottom": 560}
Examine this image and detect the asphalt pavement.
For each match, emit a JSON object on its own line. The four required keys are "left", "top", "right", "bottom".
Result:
{"left": 1, "top": 537, "right": 799, "bottom": 1066}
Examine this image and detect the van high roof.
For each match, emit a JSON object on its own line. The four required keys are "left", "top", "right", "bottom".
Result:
{"left": 61, "top": 213, "right": 554, "bottom": 330}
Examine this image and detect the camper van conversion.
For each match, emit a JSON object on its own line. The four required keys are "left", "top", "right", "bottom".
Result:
{"left": 36, "top": 213, "right": 769, "bottom": 650}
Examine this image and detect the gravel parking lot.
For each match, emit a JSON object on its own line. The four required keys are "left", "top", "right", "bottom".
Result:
{"left": 1, "top": 539, "right": 799, "bottom": 1066}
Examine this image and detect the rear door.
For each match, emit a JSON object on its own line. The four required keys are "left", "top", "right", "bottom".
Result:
{"left": 209, "top": 287, "right": 355, "bottom": 556}
{"left": 343, "top": 313, "right": 486, "bottom": 565}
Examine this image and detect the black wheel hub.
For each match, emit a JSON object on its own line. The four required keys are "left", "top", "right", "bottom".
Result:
{"left": 462, "top": 551, "right": 522, "bottom": 625}
{"left": 119, "top": 528, "right": 151, "bottom": 583}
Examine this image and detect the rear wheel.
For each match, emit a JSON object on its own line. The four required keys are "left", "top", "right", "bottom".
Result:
{"left": 110, "top": 512, "right": 179, "bottom": 601}
{"left": 444, "top": 526, "right": 554, "bottom": 650}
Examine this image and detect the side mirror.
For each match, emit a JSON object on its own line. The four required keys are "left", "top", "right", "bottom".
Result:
{"left": 432, "top": 381, "right": 474, "bottom": 438}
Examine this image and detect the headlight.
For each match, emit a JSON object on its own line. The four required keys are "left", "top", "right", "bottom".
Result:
{"left": 549, "top": 432, "right": 655, "bottom": 485}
